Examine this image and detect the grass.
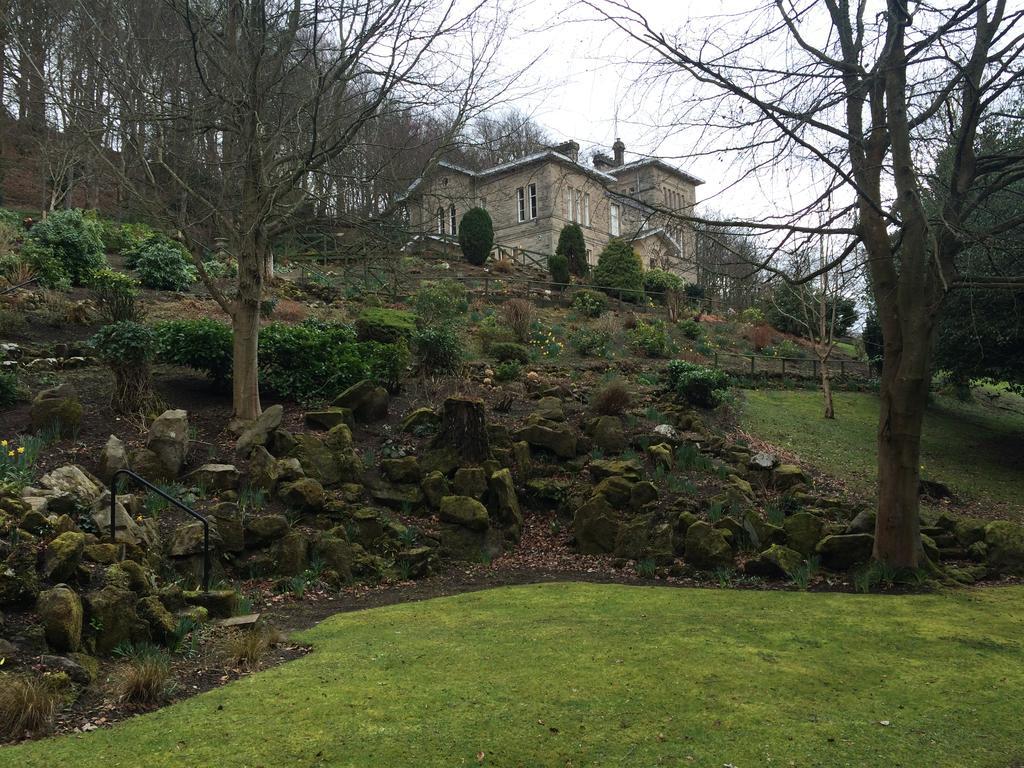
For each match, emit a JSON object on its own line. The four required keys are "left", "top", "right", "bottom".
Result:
{"left": 741, "top": 388, "right": 1024, "bottom": 514}
{"left": 4, "top": 583, "right": 1024, "bottom": 767}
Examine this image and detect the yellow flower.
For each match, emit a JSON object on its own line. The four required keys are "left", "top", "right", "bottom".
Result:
{"left": 6, "top": 451, "right": 13, "bottom": 457}
{"left": 0, "top": 440, "right": 6, "bottom": 447}
{"left": 16, "top": 446, "right": 24, "bottom": 454}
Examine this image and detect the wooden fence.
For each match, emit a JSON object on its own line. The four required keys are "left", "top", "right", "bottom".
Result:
{"left": 711, "top": 350, "right": 876, "bottom": 381}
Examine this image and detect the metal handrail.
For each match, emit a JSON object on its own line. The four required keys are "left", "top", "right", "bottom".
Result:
{"left": 110, "top": 469, "right": 211, "bottom": 591}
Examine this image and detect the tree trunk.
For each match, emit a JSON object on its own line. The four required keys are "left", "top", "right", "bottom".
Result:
{"left": 872, "top": 350, "right": 930, "bottom": 568}
{"left": 231, "top": 298, "right": 262, "bottom": 421}
{"left": 435, "top": 396, "right": 491, "bottom": 464}
{"left": 819, "top": 355, "right": 835, "bottom": 419}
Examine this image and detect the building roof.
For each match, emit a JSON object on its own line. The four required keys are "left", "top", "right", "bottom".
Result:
{"left": 608, "top": 157, "right": 705, "bottom": 186}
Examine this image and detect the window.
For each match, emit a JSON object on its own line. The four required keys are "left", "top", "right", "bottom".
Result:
{"left": 480, "top": 196, "right": 487, "bottom": 210}
{"left": 583, "top": 193, "right": 591, "bottom": 227}
{"left": 517, "top": 187, "right": 526, "bottom": 222}
{"left": 528, "top": 183, "right": 537, "bottom": 219}
{"left": 565, "top": 188, "right": 572, "bottom": 219}
{"left": 575, "top": 191, "right": 582, "bottom": 224}
{"left": 436, "top": 207, "right": 445, "bottom": 235}
{"left": 610, "top": 203, "right": 620, "bottom": 236}
{"left": 449, "top": 205, "right": 457, "bottom": 235}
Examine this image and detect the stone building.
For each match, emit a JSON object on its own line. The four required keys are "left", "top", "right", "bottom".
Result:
{"left": 402, "top": 139, "right": 703, "bottom": 281}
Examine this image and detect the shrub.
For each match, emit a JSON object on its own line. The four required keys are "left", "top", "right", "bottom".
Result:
{"left": 0, "top": 369, "right": 22, "bottom": 407}
{"left": 202, "top": 254, "right": 238, "bottom": 280}
{"left": 500, "top": 298, "right": 535, "bottom": 343}
{"left": 678, "top": 318, "right": 703, "bottom": 340}
{"left": 21, "top": 240, "right": 69, "bottom": 289}
{"left": 91, "top": 321, "right": 158, "bottom": 412}
{"left": 476, "top": 314, "right": 515, "bottom": 352}
{"left": 493, "top": 360, "right": 521, "bottom": 382}
{"left": 590, "top": 379, "right": 631, "bottom": 415}
{"left": 89, "top": 267, "right": 142, "bottom": 323}
{"left": 665, "top": 360, "right": 730, "bottom": 408}
{"left": 133, "top": 236, "right": 197, "bottom": 291}
{"left": 628, "top": 319, "right": 672, "bottom": 358}
{"left": 154, "top": 318, "right": 234, "bottom": 385}
{"left": 592, "top": 238, "right": 643, "bottom": 301}
{"left": 354, "top": 307, "right": 416, "bottom": 343}
{"left": 112, "top": 651, "right": 171, "bottom": 705}
{"left": 570, "top": 289, "right": 607, "bottom": 318}
{"left": 764, "top": 339, "right": 806, "bottom": 359}
{"left": 413, "top": 280, "right": 469, "bottom": 325}
{"left": 101, "top": 221, "right": 154, "bottom": 254}
{"left": 413, "top": 325, "right": 462, "bottom": 374}
{"left": 361, "top": 339, "right": 411, "bottom": 393}
{"left": 27, "top": 209, "right": 105, "bottom": 286}
{"left": 489, "top": 341, "right": 530, "bottom": 364}
{"left": 0, "top": 305, "right": 28, "bottom": 336}
{"left": 569, "top": 327, "right": 613, "bottom": 357}
{"left": 458, "top": 207, "right": 493, "bottom": 266}
{"left": 259, "top": 320, "right": 366, "bottom": 402}
{"left": 738, "top": 307, "right": 765, "bottom": 325}
{"left": 643, "top": 268, "right": 684, "bottom": 301}
{"left": 0, "top": 673, "right": 59, "bottom": 739}
{"left": 684, "top": 283, "right": 705, "bottom": 299}
{"left": 548, "top": 252, "right": 570, "bottom": 287}
{"left": 556, "top": 223, "right": 588, "bottom": 276}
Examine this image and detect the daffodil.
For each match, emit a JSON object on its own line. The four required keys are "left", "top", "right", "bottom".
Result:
{"left": 7, "top": 451, "right": 13, "bottom": 457}
{"left": 16, "top": 446, "right": 24, "bottom": 454}
{"left": 0, "top": 440, "right": 6, "bottom": 447}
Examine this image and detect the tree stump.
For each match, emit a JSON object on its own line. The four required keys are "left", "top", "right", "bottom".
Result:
{"left": 434, "top": 397, "right": 490, "bottom": 465}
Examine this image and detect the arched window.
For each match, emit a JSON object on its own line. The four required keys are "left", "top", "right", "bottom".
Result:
{"left": 449, "top": 205, "right": 457, "bottom": 235}
{"left": 436, "top": 207, "right": 445, "bottom": 235}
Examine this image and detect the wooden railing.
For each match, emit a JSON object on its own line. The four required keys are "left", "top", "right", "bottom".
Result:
{"left": 711, "top": 350, "right": 876, "bottom": 380}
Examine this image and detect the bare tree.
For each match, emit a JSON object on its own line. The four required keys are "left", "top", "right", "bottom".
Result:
{"left": 16, "top": 0, "right": 509, "bottom": 421}
{"left": 590, "top": 0, "right": 1024, "bottom": 568}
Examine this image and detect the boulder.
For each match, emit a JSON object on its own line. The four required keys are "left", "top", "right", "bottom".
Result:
{"left": 18, "top": 508, "right": 49, "bottom": 534}
{"left": 83, "top": 543, "right": 119, "bottom": 564}
{"left": 85, "top": 585, "right": 147, "bottom": 655}
{"left": 845, "top": 507, "right": 876, "bottom": 535}
{"left": 452, "top": 467, "right": 488, "bottom": 499}
{"left": 168, "top": 521, "right": 223, "bottom": 558}
{"left": 312, "top": 535, "right": 355, "bottom": 582}
{"left": 534, "top": 397, "right": 565, "bottom": 422}
{"left": 984, "top": 521, "right": 1024, "bottom": 576}
{"left": 97, "top": 435, "right": 129, "bottom": 484}
{"left": 90, "top": 493, "right": 155, "bottom": 547}
{"left": 381, "top": 456, "right": 421, "bottom": 484}
{"left": 647, "top": 443, "right": 673, "bottom": 470}
{"left": 278, "top": 478, "right": 326, "bottom": 512}
{"left": 401, "top": 407, "right": 440, "bottom": 434}
{"left": 245, "top": 515, "right": 289, "bottom": 547}
{"left": 614, "top": 515, "right": 673, "bottom": 561}
{"left": 593, "top": 475, "right": 634, "bottom": 507}
{"left": 130, "top": 447, "right": 174, "bottom": 483}
{"left": 42, "top": 531, "right": 86, "bottom": 582}
{"left": 440, "top": 523, "right": 497, "bottom": 561}
{"left": 30, "top": 384, "right": 82, "bottom": 437}
{"left": 304, "top": 408, "right": 354, "bottom": 431}
{"left": 772, "top": 464, "right": 808, "bottom": 491}
{"left": 40, "top": 465, "right": 103, "bottom": 506}
{"left": 37, "top": 585, "right": 83, "bottom": 652}
{"left": 136, "top": 595, "right": 177, "bottom": 643}
{"left": 147, "top": 409, "right": 190, "bottom": 478}
{"left": 572, "top": 495, "right": 619, "bottom": 554}
{"left": 333, "top": 379, "right": 389, "bottom": 423}
{"left": 249, "top": 445, "right": 302, "bottom": 492}
{"left": 589, "top": 415, "right": 627, "bottom": 453}
{"left": 186, "top": 464, "right": 240, "bottom": 492}
{"left": 420, "top": 471, "right": 450, "bottom": 509}
{"left": 40, "top": 654, "right": 94, "bottom": 686}
{"left": 109, "top": 560, "right": 153, "bottom": 595}
{"left": 588, "top": 458, "right": 643, "bottom": 482}
{"left": 209, "top": 503, "right": 245, "bottom": 553}
{"left": 816, "top": 533, "right": 874, "bottom": 570}
{"left": 955, "top": 517, "right": 989, "bottom": 548}
{"left": 235, "top": 404, "right": 284, "bottom": 458}
{"left": 183, "top": 589, "right": 237, "bottom": 619}
{"left": 369, "top": 482, "right": 424, "bottom": 510}
{"left": 684, "top": 521, "right": 733, "bottom": 570}
{"left": 748, "top": 451, "right": 777, "bottom": 471}
{"left": 742, "top": 544, "right": 804, "bottom": 578}
{"left": 0, "top": 544, "right": 40, "bottom": 605}
{"left": 487, "top": 469, "right": 523, "bottom": 539}
{"left": 439, "top": 496, "right": 490, "bottom": 532}
{"left": 275, "top": 531, "right": 309, "bottom": 576}
{"left": 514, "top": 422, "right": 577, "bottom": 459}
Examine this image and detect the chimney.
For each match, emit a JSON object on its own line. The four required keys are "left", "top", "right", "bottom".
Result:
{"left": 612, "top": 137, "right": 625, "bottom": 167}
{"left": 550, "top": 140, "right": 580, "bottom": 163}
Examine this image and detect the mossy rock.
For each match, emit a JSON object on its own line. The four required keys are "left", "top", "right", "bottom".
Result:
{"left": 0, "top": 543, "right": 40, "bottom": 605}
{"left": 275, "top": 531, "right": 310, "bottom": 577}
{"left": 420, "top": 471, "right": 450, "bottom": 509}
{"left": 245, "top": 515, "right": 290, "bottom": 547}
{"left": 42, "top": 531, "right": 86, "bottom": 582}
{"left": 742, "top": 544, "right": 804, "bottom": 578}
{"left": 983, "top": 521, "right": 1024, "bottom": 576}
{"left": 85, "top": 585, "right": 148, "bottom": 655}
{"left": 684, "top": 521, "right": 733, "bottom": 570}
{"left": 783, "top": 512, "right": 825, "bottom": 557}
{"left": 614, "top": 515, "right": 673, "bottom": 562}
{"left": 439, "top": 496, "right": 490, "bottom": 532}
{"left": 136, "top": 595, "right": 177, "bottom": 643}
{"left": 572, "top": 495, "right": 619, "bottom": 555}
{"left": 592, "top": 475, "right": 634, "bottom": 507}
{"left": 452, "top": 467, "right": 488, "bottom": 499}
{"left": 37, "top": 585, "right": 83, "bottom": 652}
{"left": 183, "top": 589, "right": 238, "bottom": 619}
{"left": 816, "top": 533, "right": 874, "bottom": 570}
{"left": 278, "top": 478, "right": 326, "bottom": 512}
{"left": 588, "top": 458, "right": 643, "bottom": 482}
{"left": 305, "top": 408, "right": 354, "bottom": 431}
{"left": 381, "top": 456, "right": 421, "bottom": 484}
{"left": 354, "top": 307, "right": 416, "bottom": 343}
{"left": 333, "top": 380, "right": 389, "bottom": 423}
{"left": 30, "top": 384, "right": 83, "bottom": 438}
{"left": 401, "top": 407, "right": 440, "bottom": 434}
{"left": 513, "top": 422, "right": 577, "bottom": 459}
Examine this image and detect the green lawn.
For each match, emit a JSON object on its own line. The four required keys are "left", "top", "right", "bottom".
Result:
{"left": 4, "top": 583, "right": 1024, "bottom": 767}
{"left": 741, "top": 388, "right": 1024, "bottom": 513}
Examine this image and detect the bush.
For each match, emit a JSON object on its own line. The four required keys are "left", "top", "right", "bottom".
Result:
{"left": 458, "top": 207, "right": 493, "bottom": 266}
{"left": 260, "top": 320, "right": 366, "bottom": 402}
{"left": 355, "top": 307, "right": 416, "bottom": 343}
{"left": 91, "top": 321, "right": 157, "bottom": 412}
{"left": 0, "top": 305, "right": 28, "bottom": 336}
{"left": 413, "top": 281, "right": 468, "bottom": 325}
{"left": 476, "top": 314, "right": 515, "bottom": 352}
{"left": 154, "top": 318, "right": 234, "bottom": 385}
{"left": 570, "top": 289, "right": 607, "bottom": 318}
{"left": 361, "top": 339, "right": 411, "bottom": 393}
{"left": 737, "top": 307, "right": 765, "bottom": 325}
{"left": 665, "top": 360, "right": 730, "bottom": 408}
{"left": 0, "top": 673, "right": 58, "bottom": 739}
{"left": 764, "top": 339, "right": 806, "bottom": 359}
{"left": 489, "top": 341, "right": 530, "bottom": 364}
{"left": 493, "top": 360, "right": 521, "bottom": 382}
{"left": 90, "top": 267, "right": 142, "bottom": 323}
{"left": 413, "top": 325, "right": 462, "bottom": 374}
{"left": 684, "top": 283, "right": 705, "bottom": 299}
{"left": 678, "top": 318, "right": 703, "bottom": 340}
{"left": 643, "top": 268, "right": 684, "bottom": 301}
{"left": 0, "top": 369, "right": 22, "bottom": 407}
{"left": 628, "top": 319, "right": 672, "bottom": 358}
{"left": 569, "top": 327, "right": 613, "bottom": 357}
{"left": 556, "top": 223, "right": 588, "bottom": 276}
{"left": 548, "top": 252, "right": 570, "bottom": 287}
{"left": 133, "top": 236, "right": 197, "bottom": 291}
{"left": 592, "top": 238, "right": 643, "bottom": 301}
{"left": 590, "top": 379, "right": 631, "bottom": 415}
{"left": 202, "top": 254, "right": 238, "bottom": 280}
{"left": 20, "top": 240, "right": 68, "bottom": 289}
{"left": 500, "top": 298, "right": 535, "bottom": 343}
{"left": 27, "top": 209, "right": 105, "bottom": 286}
{"left": 102, "top": 221, "right": 155, "bottom": 255}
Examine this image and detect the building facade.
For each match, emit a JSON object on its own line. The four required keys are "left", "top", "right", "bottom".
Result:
{"left": 402, "top": 139, "right": 703, "bottom": 282}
